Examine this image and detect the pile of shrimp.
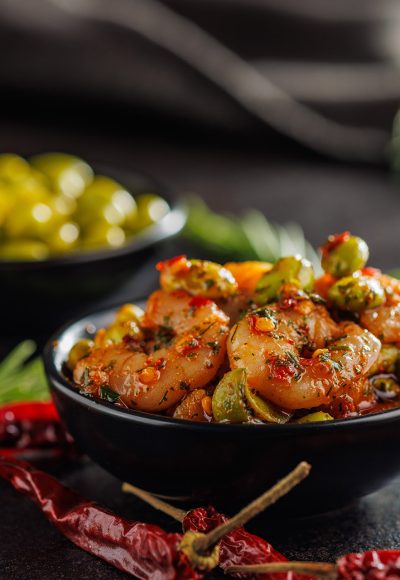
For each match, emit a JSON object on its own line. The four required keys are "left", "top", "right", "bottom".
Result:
{"left": 70, "top": 237, "right": 400, "bottom": 424}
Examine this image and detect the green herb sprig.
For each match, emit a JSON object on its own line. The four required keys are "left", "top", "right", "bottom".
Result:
{"left": 184, "top": 197, "right": 321, "bottom": 274}
{"left": 0, "top": 341, "right": 49, "bottom": 405}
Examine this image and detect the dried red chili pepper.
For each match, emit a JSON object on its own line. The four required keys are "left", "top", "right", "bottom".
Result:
{"left": 0, "top": 401, "right": 72, "bottom": 457}
{"left": 183, "top": 506, "right": 299, "bottom": 579}
{"left": 337, "top": 550, "right": 400, "bottom": 579}
{"left": 227, "top": 549, "right": 400, "bottom": 578}
{"left": 0, "top": 457, "right": 201, "bottom": 579}
{"left": 124, "top": 463, "right": 312, "bottom": 580}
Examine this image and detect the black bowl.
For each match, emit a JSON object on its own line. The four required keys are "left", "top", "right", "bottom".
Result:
{"left": 0, "top": 165, "right": 186, "bottom": 336}
{"left": 45, "top": 305, "right": 400, "bottom": 516}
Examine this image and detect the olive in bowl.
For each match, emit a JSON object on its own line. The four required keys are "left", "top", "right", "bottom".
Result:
{"left": 0, "top": 153, "right": 185, "bottom": 333}
{"left": 44, "top": 304, "right": 400, "bottom": 515}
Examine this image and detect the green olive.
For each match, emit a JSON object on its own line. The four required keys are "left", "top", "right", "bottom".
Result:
{"left": 370, "top": 375, "right": 400, "bottom": 399}
{"left": 104, "top": 304, "right": 144, "bottom": 342}
{"left": 212, "top": 369, "right": 250, "bottom": 423}
{"left": 47, "top": 222, "right": 80, "bottom": 254}
{"left": 53, "top": 194, "right": 77, "bottom": 217}
{"left": 67, "top": 339, "right": 94, "bottom": 370}
{"left": 321, "top": 235, "right": 369, "bottom": 277}
{"left": 3, "top": 199, "right": 59, "bottom": 240}
{"left": 255, "top": 255, "right": 314, "bottom": 304}
{"left": 115, "top": 303, "right": 144, "bottom": 324}
{"left": 0, "top": 154, "right": 31, "bottom": 182}
{"left": 328, "top": 275, "right": 385, "bottom": 312}
{"left": 81, "top": 223, "right": 126, "bottom": 250}
{"left": 294, "top": 411, "right": 334, "bottom": 424}
{"left": 77, "top": 176, "right": 136, "bottom": 228}
{"left": 369, "top": 345, "right": 400, "bottom": 376}
{"left": 30, "top": 153, "right": 93, "bottom": 198}
{"left": 10, "top": 174, "right": 51, "bottom": 203}
{"left": 244, "top": 383, "right": 292, "bottom": 423}
{"left": 0, "top": 185, "right": 15, "bottom": 225}
{"left": 0, "top": 239, "right": 49, "bottom": 261}
{"left": 160, "top": 257, "right": 238, "bottom": 299}
{"left": 135, "top": 194, "right": 170, "bottom": 230}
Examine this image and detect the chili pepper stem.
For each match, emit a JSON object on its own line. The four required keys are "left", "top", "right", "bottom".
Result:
{"left": 192, "top": 461, "right": 311, "bottom": 555}
{"left": 225, "top": 561, "right": 337, "bottom": 579}
{"left": 122, "top": 482, "right": 187, "bottom": 522}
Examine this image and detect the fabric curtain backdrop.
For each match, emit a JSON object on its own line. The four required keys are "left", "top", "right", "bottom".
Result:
{"left": 0, "top": 0, "right": 398, "bottom": 160}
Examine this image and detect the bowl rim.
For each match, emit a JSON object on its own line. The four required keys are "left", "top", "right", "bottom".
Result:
{"left": 0, "top": 161, "right": 186, "bottom": 270}
{"left": 44, "top": 302, "right": 400, "bottom": 432}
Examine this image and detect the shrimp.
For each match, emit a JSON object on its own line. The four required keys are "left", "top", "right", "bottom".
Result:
{"left": 360, "top": 272, "right": 400, "bottom": 343}
{"left": 74, "top": 290, "right": 229, "bottom": 412}
{"left": 172, "top": 388, "right": 211, "bottom": 422}
{"left": 228, "top": 287, "right": 380, "bottom": 410}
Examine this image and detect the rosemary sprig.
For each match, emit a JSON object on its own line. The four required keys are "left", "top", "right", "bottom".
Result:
{"left": 0, "top": 341, "right": 49, "bottom": 405}
{"left": 184, "top": 197, "right": 321, "bottom": 273}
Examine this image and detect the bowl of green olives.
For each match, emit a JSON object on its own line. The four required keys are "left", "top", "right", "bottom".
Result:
{"left": 0, "top": 153, "right": 186, "bottom": 333}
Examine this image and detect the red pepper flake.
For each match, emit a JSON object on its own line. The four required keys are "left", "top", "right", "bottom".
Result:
{"left": 248, "top": 315, "right": 276, "bottom": 335}
{"left": 320, "top": 231, "right": 350, "bottom": 257}
{"left": 156, "top": 255, "right": 187, "bottom": 271}
{"left": 155, "top": 357, "right": 167, "bottom": 369}
{"left": 360, "top": 266, "right": 381, "bottom": 277}
{"left": 279, "top": 296, "right": 297, "bottom": 310}
{"left": 266, "top": 355, "right": 297, "bottom": 381}
{"left": 176, "top": 336, "right": 200, "bottom": 356}
{"left": 189, "top": 296, "right": 212, "bottom": 309}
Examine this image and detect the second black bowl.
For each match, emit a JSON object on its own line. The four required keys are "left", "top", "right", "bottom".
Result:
{"left": 0, "top": 164, "right": 186, "bottom": 335}
{"left": 44, "top": 305, "right": 400, "bottom": 515}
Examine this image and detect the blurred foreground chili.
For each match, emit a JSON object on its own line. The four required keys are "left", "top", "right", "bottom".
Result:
{"left": 0, "top": 457, "right": 200, "bottom": 579}
{"left": 0, "top": 401, "right": 73, "bottom": 458}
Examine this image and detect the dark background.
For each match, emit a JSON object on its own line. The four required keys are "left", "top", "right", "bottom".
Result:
{"left": 1, "top": 0, "right": 400, "bottom": 577}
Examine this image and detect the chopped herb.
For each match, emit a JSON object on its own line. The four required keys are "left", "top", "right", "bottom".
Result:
{"left": 82, "top": 367, "right": 90, "bottom": 388}
{"left": 309, "top": 293, "right": 326, "bottom": 305}
{"left": 329, "top": 345, "right": 351, "bottom": 352}
{"left": 207, "top": 341, "right": 221, "bottom": 355}
{"left": 153, "top": 325, "right": 175, "bottom": 346}
{"left": 99, "top": 386, "right": 120, "bottom": 403}
{"left": 158, "top": 358, "right": 167, "bottom": 369}
{"left": 205, "top": 279, "right": 215, "bottom": 289}
{"left": 326, "top": 384, "right": 334, "bottom": 397}
{"left": 180, "top": 381, "right": 190, "bottom": 390}
{"left": 198, "top": 321, "right": 216, "bottom": 336}
{"left": 230, "top": 324, "right": 238, "bottom": 343}
{"left": 159, "top": 390, "right": 169, "bottom": 404}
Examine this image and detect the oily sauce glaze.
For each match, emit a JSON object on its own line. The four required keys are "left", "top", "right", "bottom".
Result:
{"left": 65, "top": 233, "right": 400, "bottom": 424}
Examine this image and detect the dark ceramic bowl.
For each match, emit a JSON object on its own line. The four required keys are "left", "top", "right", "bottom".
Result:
{"left": 45, "top": 305, "right": 400, "bottom": 516}
{"left": 0, "top": 165, "right": 186, "bottom": 335}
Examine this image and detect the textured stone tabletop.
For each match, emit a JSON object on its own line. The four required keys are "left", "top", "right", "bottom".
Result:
{"left": 1, "top": 457, "right": 400, "bottom": 579}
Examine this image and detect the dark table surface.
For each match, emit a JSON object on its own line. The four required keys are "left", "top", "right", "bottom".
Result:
{"left": 1, "top": 117, "right": 400, "bottom": 578}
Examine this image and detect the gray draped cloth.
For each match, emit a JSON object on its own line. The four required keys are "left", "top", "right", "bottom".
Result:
{"left": 0, "top": 0, "right": 399, "bottom": 162}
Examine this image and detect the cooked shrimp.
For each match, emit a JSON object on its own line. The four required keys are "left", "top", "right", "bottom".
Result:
{"left": 74, "top": 290, "right": 229, "bottom": 412}
{"left": 157, "top": 255, "right": 238, "bottom": 299}
{"left": 228, "top": 287, "right": 380, "bottom": 410}
{"left": 360, "top": 272, "right": 400, "bottom": 343}
{"left": 173, "top": 388, "right": 211, "bottom": 422}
